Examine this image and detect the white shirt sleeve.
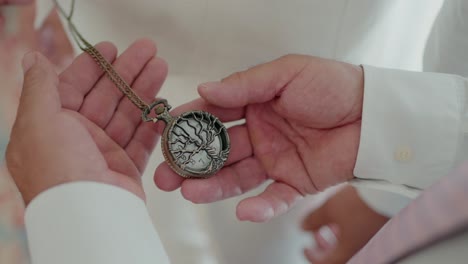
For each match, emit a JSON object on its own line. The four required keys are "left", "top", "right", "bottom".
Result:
{"left": 354, "top": 65, "right": 467, "bottom": 189}
{"left": 25, "top": 182, "right": 170, "bottom": 264}
{"left": 350, "top": 179, "right": 418, "bottom": 217}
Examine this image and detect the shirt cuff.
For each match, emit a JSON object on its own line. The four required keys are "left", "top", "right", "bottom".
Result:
{"left": 25, "top": 182, "right": 170, "bottom": 264}
{"left": 354, "top": 65, "right": 465, "bottom": 190}
{"left": 350, "top": 179, "right": 419, "bottom": 217}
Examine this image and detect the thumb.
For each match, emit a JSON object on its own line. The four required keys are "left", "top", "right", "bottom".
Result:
{"left": 198, "top": 54, "right": 310, "bottom": 108}
{"left": 18, "top": 51, "right": 61, "bottom": 118}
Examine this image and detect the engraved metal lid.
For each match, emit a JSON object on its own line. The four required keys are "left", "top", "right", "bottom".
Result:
{"left": 162, "top": 110, "right": 230, "bottom": 178}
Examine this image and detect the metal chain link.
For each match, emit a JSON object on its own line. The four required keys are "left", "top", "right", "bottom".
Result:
{"left": 54, "top": 0, "right": 150, "bottom": 113}
{"left": 84, "top": 46, "right": 149, "bottom": 111}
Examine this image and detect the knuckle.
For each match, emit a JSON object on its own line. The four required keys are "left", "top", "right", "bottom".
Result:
{"left": 24, "top": 67, "right": 47, "bottom": 86}
{"left": 278, "top": 53, "right": 302, "bottom": 63}
{"left": 222, "top": 71, "right": 245, "bottom": 84}
{"left": 5, "top": 143, "right": 22, "bottom": 175}
{"left": 278, "top": 53, "right": 317, "bottom": 69}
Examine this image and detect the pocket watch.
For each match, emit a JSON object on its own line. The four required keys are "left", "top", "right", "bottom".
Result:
{"left": 55, "top": 0, "right": 230, "bottom": 178}
{"left": 143, "top": 100, "right": 230, "bottom": 178}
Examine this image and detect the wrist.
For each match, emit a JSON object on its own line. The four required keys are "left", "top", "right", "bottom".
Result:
{"left": 13, "top": 172, "right": 146, "bottom": 206}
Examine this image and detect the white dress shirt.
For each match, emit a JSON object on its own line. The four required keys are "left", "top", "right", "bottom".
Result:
{"left": 353, "top": 66, "right": 468, "bottom": 216}
{"left": 26, "top": 182, "right": 170, "bottom": 264}
{"left": 22, "top": 0, "right": 468, "bottom": 263}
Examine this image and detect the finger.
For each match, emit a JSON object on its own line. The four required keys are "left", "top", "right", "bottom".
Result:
{"left": 79, "top": 38, "right": 156, "bottom": 128}
{"left": 59, "top": 42, "right": 118, "bottom": 111}
{"left": 302, "top": 203, "right": 331, "bottom": 231}
{"left": 180, "top": 157, "right": 267, "bottom": 203}
{"left": 17, "top": 52, "right": 60, "bottom": 118}
{"left": 170, "top": 98, "right": 245, "bottom": 123}
{"left": 313, "top": 225, "right": 339, "bottom": 251}
{"left": 236, "top": 181, "right": 304, "bottom": 222}
{"left": 153, "top": 124, "right": 256, "bottom": 193}
{"left": 304, "top": 247, "right": 327, "bottom": 264}
{"left": 304, "top": 242, "right": 345, "bottom": 264}
{"left": 197, "top": 54, "right": 310, "bottom": 108}
{"left": 70, "top": 111, "right": 140, "bottom": 181}
{"left": 224, "top": 124, "right": 252, "bottom": 165}
{"left": 303, "top": 225, "right": 341, "bottom": 264}
{"left": 105, "top": 57, "right": 168, "bottom": 147}
{"left": 302, "top": 185, "right": 361, "bottom": 231}
{"left": 125, "top": 121, "right": 165, "bottom": 174}
{"left": 153, "top": 162, "right": 184, "bottom": 191}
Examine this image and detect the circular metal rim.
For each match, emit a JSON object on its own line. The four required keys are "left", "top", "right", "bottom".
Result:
{"left": 161, "top": 110, "right": 230, "bottom": 179}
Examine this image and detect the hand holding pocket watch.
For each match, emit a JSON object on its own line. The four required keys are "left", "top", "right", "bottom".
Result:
{"left": 55, "top": 0, "right": 365, "bottom": 222}
{"left": 154, "top": 55, "right": 364, "bottom": 222}
{"left": 55, "top": 0, "right": 230, "bottom": 179}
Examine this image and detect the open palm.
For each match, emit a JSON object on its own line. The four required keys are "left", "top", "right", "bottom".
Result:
{"left": 7, "top": 39, "right": 167, "bottom": 204}
{"left": 154, "top": 55, "right": 363, "bottom": 222}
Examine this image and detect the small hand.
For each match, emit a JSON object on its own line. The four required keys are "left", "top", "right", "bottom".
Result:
{"left": 302, "top": 185, "right": 389, "bottom": 264}
{"left": 154, "top": 55, "right": 364, "bottom": 222}
{"left": 7, "top": 39, "right": 168, "bottom": 205}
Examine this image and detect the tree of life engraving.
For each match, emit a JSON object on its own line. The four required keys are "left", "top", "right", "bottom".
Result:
{"left": 168, "top": 111, "right": 229, "bottom": 176}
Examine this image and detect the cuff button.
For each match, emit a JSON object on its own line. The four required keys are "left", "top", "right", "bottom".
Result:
{"left": 395, "top": 146, "right": 413, "bottom": 162}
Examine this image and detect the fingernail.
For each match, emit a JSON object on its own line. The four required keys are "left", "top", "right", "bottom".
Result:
{"left": 262, "top": 206, "right": 275, "bottom": 221}
{"left": 39, "top": 26, "right": 54, "bottom": 56}
{"left": 318, "top": 225, "right": 338, "bottom": 247}
{"left": 238, "top": 204, "right": 274, "bottom": 222}
{"left": 198, "top": 81, "right": 220, "bottom": 93}
{"left": 22, "top": 52, "right": 37, "bottom": 73}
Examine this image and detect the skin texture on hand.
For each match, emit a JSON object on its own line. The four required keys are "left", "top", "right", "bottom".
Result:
{"left": 154, "top": 54, "right": 364, "bottom": 222}
{"left": 6, "top": 40, "right": 168, "bottom": 205}
{"left": 302, "top": 185, "right": 390, "bottom": 264}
